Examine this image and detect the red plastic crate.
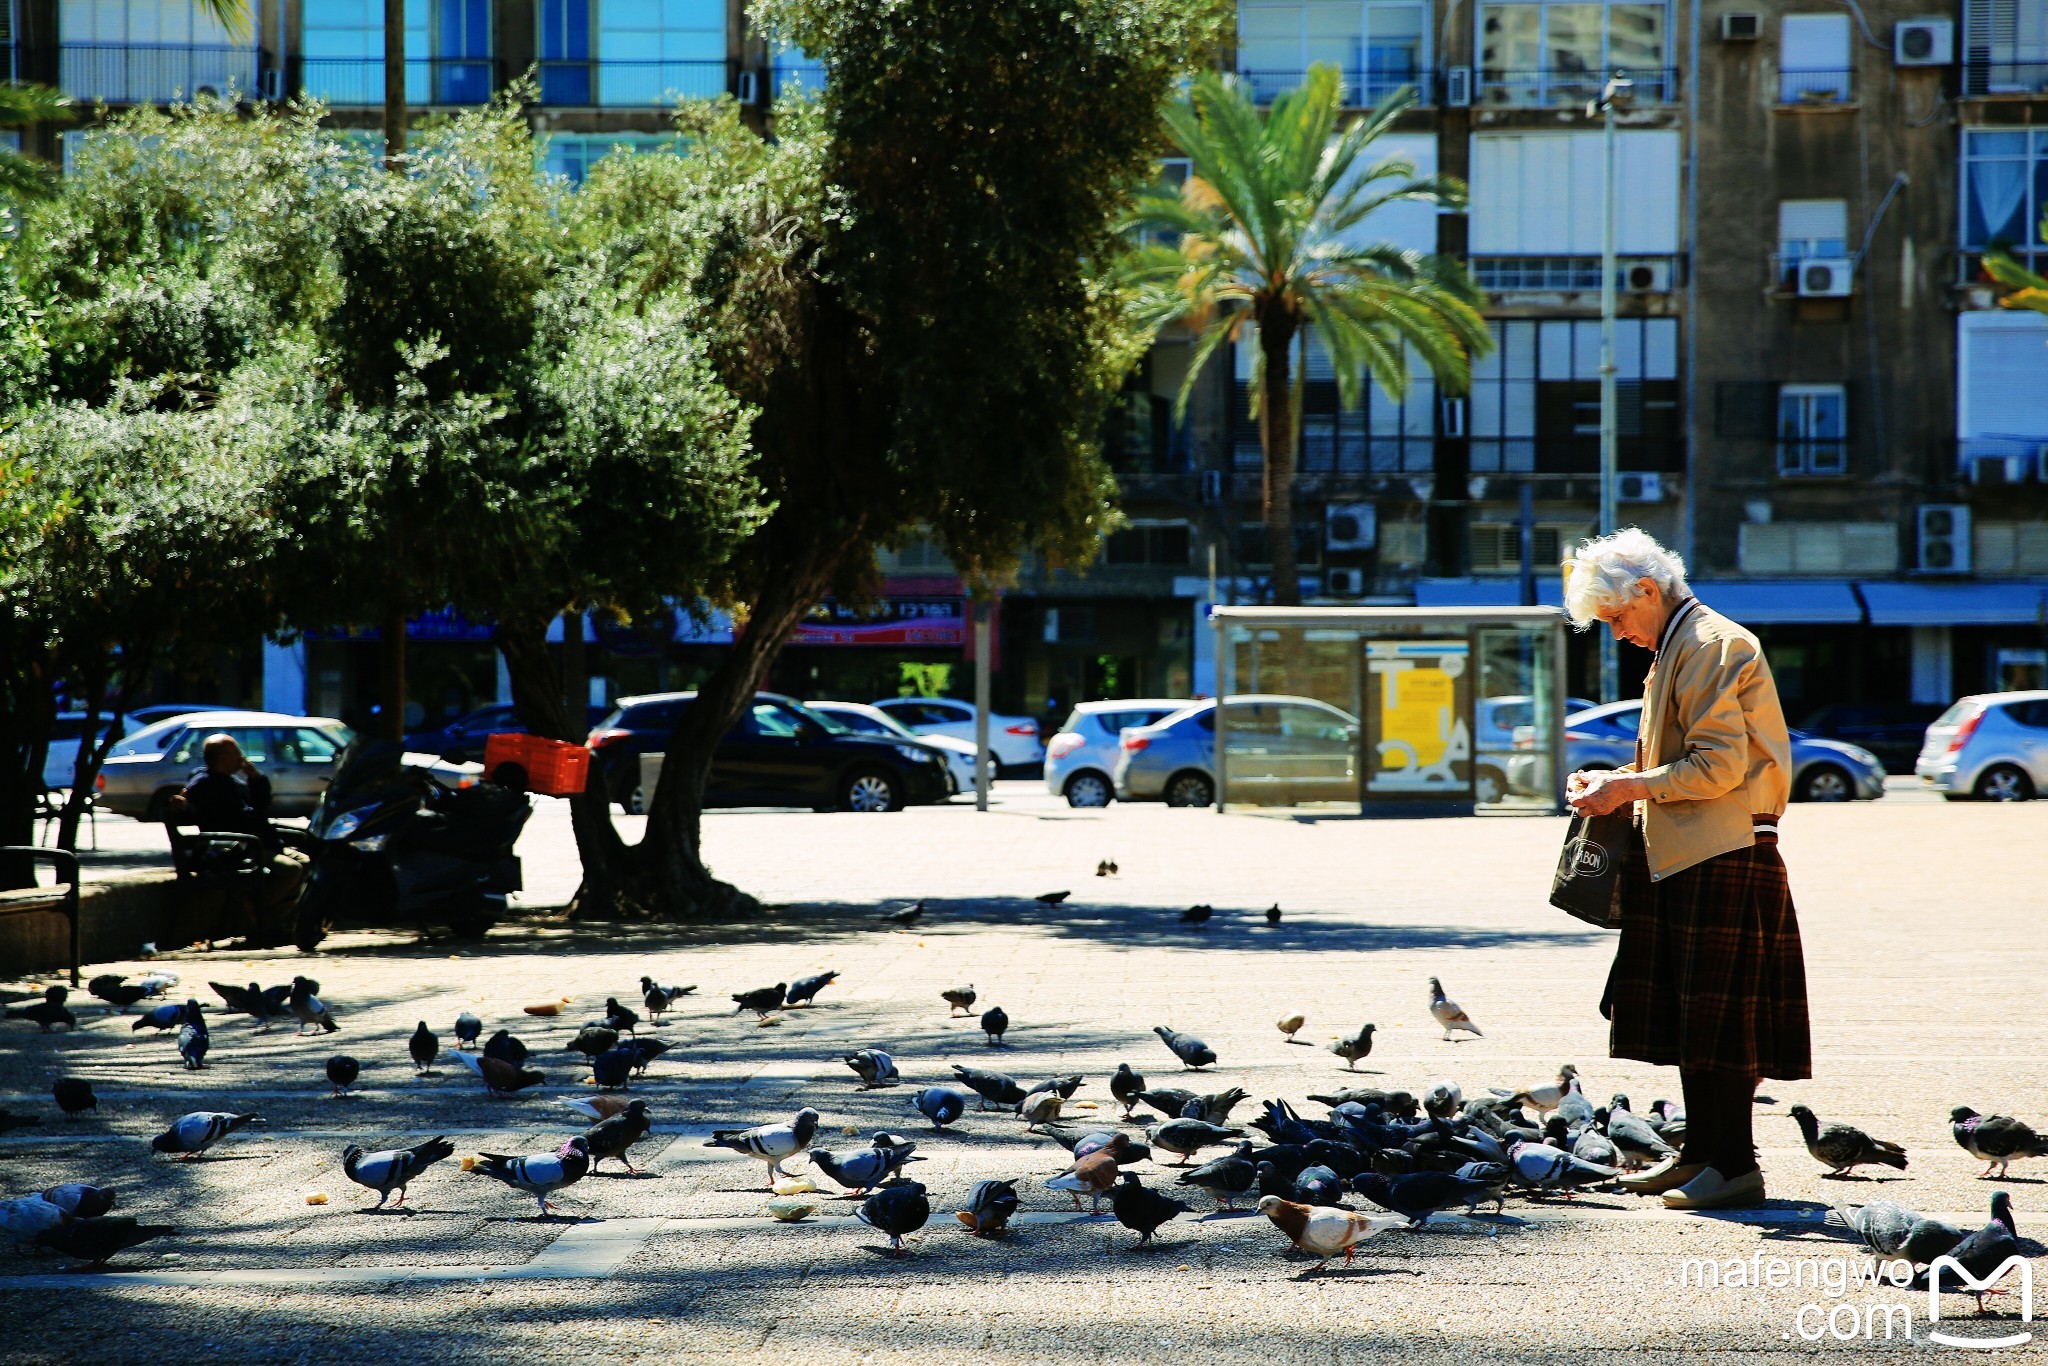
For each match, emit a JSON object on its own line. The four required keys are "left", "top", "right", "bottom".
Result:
{"left": 482, "top": 732, "right": 590, "bottom": 796}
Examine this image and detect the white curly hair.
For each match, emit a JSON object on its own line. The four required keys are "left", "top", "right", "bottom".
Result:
{"left": 1562, "top": 528, "right": 1690, "bottom": 629}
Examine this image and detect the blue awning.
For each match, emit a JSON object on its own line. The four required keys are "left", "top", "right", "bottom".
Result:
{"left": 1857, "top": 581, "right": 2048, "bottom": 627}
{"left": 1691, "top": 580, "right": 1864, "bottom": 626}
{"left": 1412, "top": 578, "right": 1563, "bottom": 608}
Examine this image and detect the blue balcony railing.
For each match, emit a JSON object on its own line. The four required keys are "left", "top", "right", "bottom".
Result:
{"left": 534, "top": 58, "right": 728, "bottom": 106}
{"left": 1235, "top": 65, "right": 1429, "bottom": 107}
{"left": 1478, "top": 65, "right": 1675, "bottom": 107}
{"left": 1962, "top": 57, "right": 2048, "bottom": 96}
{"left": 1778, "top": 67, "right": 1852, "bottom": 103}
{"left": 299, "top": 56, "right": 497, "bottom": 106}
{"left": 61, "top": 42, "right": 258, "bottom": 104}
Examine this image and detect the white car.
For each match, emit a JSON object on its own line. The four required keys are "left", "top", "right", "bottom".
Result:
{"left": 868, "top": 697, "right": 1045, "bottom": 771}
{"left": 809, "top": 701, "right": 989, "bottom": 796}
{"left": 43, "top": 711, "right": 147, "bottom": 791}
{"left": 1044, "top": 698, "right": 1190, "bottom": 807}
{"left": 1916, "top": 690, "right": 2048, "bottom": 800}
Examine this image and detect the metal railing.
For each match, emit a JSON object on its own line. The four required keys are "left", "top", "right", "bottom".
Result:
{"left": 1469, "top": 436, "right": 1685, "bottom": 475}
{"left": 771, "top": 57, "right": 824, "bottom": 98}
{"left": 1962, "top": 57, "right": 2048, "bottom": 97}
{"left": 1235, "top": 65, "right": 1429, "bottom": 106}
{"left": 1478, "top": 65, "right": 1675, "bottom": 107}
{"left": 1778, "top": 67, "right": 1852, "bottom": 103}
{"left": 299, "top": 56, "right": 497, "bottom": 106}
{"left": 534, "top": 58, "right": 729, "bottom": 106}
{"left": 61, "top": 42, "right": 258, "bottom": 104}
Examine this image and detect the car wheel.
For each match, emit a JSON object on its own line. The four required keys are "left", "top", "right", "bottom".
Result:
{"left": 1164, "top": 771, "right": 1215, "bottom": 808}
{"left": 1064, "top": 771, "right": 1112, "bottom": 808}
{"left": 1475, "top": 765, "right": 1506, "bottom": 805}
{"left": 1973, "top": 763, "right": 2035, "bottom": 802}
{"left": 143, "top": 788, "right": 176, "bottom": 823}
{"left": 1796, "top": 764, "right": 1853, "bottom": 803}
{"left": 842, "top": 768, "right": 902, "bottom": 813}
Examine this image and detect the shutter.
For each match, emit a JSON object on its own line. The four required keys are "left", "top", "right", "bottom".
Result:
{"left": 1840, "top": 524, "right": 1901, "bottom": 574}
{"left": 1468, "top": 136, "right": 1515, "bottom": 253}
{"left": 1715, "top": 380, "right": 1780, "bottom": 438}
{"left": 1617, "top": 130, "right": 1681, "bottom": 254}
{"left": 1976, "top": 522, "right": 2020, "bottom": 574}
{"left": 1781, "top": 14, "right": 1850, "bottom": 71}
{"left": 1959, "top": 315, "right": 2048, "bottom": 438}
{"left": 1778, "top": 199, "right": 1849, "bottom": 245}
{"left": 1739, "top": 524, "right": 1796, "bottom": 575}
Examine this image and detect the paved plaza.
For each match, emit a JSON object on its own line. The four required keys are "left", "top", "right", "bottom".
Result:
{"left": 3, "top": 790, "right": 2045, "bottom": 1362}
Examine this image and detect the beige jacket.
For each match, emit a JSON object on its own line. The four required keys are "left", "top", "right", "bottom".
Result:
{"left": 1630, "top": 598, "right": 1792, "bottom": 882}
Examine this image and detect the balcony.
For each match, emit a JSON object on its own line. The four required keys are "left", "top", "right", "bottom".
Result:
{"left": 1235, "top": 66, "right": 1428, "bottom": 107}
{"left": 1963, "top": 57, "right": 2048, "bottom": 97}
{"left": 1778, "top": 67, "right": 1852, "bottom": 104}
{"left": 770, "top": 55, "right": 824, "bottom": 99}
{"left": 1478, "top": 65, "right": 1675, "bottom": 108}
{"left": 61, "top": 42, "right": 258, "bottom": 104}
{"left": 535, "top": 58, "right": 729, "bottom": 106}
{"left": 300, "top": 56, "right": 498, "bottom": 106}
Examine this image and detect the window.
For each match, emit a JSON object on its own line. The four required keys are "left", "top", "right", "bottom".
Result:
{"left": 1278, "top": 704, "right": 1354, "bottom": 742}
{"left": 595, "top": 0, "right": 724, "bottom": 106}
{"left": 294, "top": 728, "right": 344, "bottom": 762}
{"left": 1777, "top": 384, "right": 1847, "bottom": 475}
{"left": 1236, "top": 0, "right": 1429, "bottom": 105}
{"left": 741, "top": 702, "right": 806, "bottom": 740}
{"left": 1468, "top": 318, "right": 1681, "bottom": 474}
{"left": 1477, "top": 0, "right": 1670, "bottom": 107}
{"left": 1779, "top": 14, "right": 1850, "bottom": 102}
{"left": 1961, "top": 0, "right": 2048, "bottom": 96}
{"left": 1776, "top": 199, "right": 1848, "bottom": 286}
{"left": 1104, "top": 523, "right": 1193, "bottom": 567}
{"left": 543, "top": 132, "right": 678, "bottom": 184}
{"left": 1961, "top": 129, "right": 2048, "bottom": 261}
{"left": 1469, "top": 131, "right": 1681, "bottom": 256}
{"left": 1233, "top": 327, "right": 1437, "bottom": 474}
{"left": 301, "top": 0, "right": 488, "bottom": 105}
{"left": 1958, "top": 312, "right": 2048, "bottom": 452}
{"left": 169, "top": 727, "right": 271, "bottom": 765}
{"left": 61, "top": 0, "right": 256, "bottom": 103}
{"left": 538, "top": 0, "right": 590, "bottom": 101}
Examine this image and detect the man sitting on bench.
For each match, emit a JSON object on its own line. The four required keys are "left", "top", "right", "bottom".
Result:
{"left": 168, "top": 733, "right": 309, "bottom": 946}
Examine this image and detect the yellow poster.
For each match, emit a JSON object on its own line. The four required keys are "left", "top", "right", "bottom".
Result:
{"left": 1365, "top": 640, "right": 1472, "bottom": 795}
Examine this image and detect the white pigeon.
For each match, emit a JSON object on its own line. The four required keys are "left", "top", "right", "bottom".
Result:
{"left": 1257, "top": 1195, "right": 1406, "bottom": 1270}
{"left": 0, "top": 1195, "right": 67, "bottom": 1244}
{"left": 704, "top": 1108, "right": 821, "bottom": 1187}
{"left": 137, "top": 972, "right": 180, "bottom": 996}
{"left": 1428, "top": 976, "right": 1483, "bottom": 1040}
{"left": 1507, "top": 1139, "right": 1617, "bottom": 1196}
{"left": 1498, "top": 1063, "right": 1578, "bottom": 1113}
{"left": 1423, "top": 1080, "right": 1464, "bottom": 1118}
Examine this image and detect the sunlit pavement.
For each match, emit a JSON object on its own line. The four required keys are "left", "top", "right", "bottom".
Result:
{"left": 3, "top": 777, "right": 2043, "bottom": 1363}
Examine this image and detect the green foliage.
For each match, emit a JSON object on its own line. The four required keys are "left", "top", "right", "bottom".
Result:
{"left": 1985, "top": 247, "right": 2048, "bottom": 318}
{"left": 0, "top": 85, "right": 73, "bottom": 202}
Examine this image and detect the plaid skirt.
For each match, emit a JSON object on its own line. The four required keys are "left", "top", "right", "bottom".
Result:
{"left": 1603, "top": 835, "right": 1812, "bottom": 1080}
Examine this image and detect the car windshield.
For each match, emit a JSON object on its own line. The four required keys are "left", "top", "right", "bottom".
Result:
{"left": 783, "top": 700, "right": 850, "bottom": 735}
{"left": 827, "top": 708, "right": 904, "bottom": 738}
{"left": 1932, "top": 699, "right": 1979, "bottom": 726}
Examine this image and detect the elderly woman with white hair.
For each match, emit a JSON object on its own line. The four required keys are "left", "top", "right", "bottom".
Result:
{"left": 1562, "top": 528, "right": 1810, "bottom": 1211}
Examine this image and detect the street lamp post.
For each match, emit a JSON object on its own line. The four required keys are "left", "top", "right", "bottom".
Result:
{"left": 1591, "top": 71, "right": 1633, "bottom": 703}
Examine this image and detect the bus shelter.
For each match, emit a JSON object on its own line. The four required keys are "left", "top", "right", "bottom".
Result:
{"left": 1210, "top": 605, "right": 1570, "bottom": 815}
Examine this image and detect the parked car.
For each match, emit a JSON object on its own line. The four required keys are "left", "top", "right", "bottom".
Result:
{"left": 1507, "top": 699, "right": 1887, "bottom": 802}
{"left": 591, "top": 691, "right": 953, "bottom": 813}
{"left": 1477, "top": 694, "right": 1595, "bottom": 804}
{"left": 809, "top": 700, "right": 986, "bottom": 796}
{"left": 98, "top": 711, "right": 359, "bottom": 820}
{"left": 124, "top": 702, "right": 238, "bottom": 734}
{"left": 1915, "top": 690, "right": 2048, "bottom": 801}
{"left": 1043, "top": 699, "right": 1190, "bottom": 807}
{"left": 42, "top": 711, "right": 146, "bottom": 791}
{"left": 867, "top": 696, "right": 1045, "bottom": 772}
{"left": 1114, "top": 695, "right": 1361, "bottom": 808}
{"left": 1799, "top": 701, "right": 1949, "bottom": 775}
{"left": 407, "top": 703, "right": 611, "bottom": 763}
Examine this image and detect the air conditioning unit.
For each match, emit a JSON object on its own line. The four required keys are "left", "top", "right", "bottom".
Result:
{"left": 735, "top": 70, "right": 761, "bottom": 105}
{"left": 1624, "top": 260, "right": 1671, "bottom": 293}
{"left": 1324, "top": 567, "right": 1367, "bottom": 597}
{"left": 1721, "top": 12, "right": 1761, "bottom": 40}
{"left": 1796, "top": 258, "right": 1854, "bottom": 297}
{"left": 1615, "top": 471, "right": 1664, "bottom": 503}
{"left": 1199, "top": 469, "right": 1226, "bottom": 504}
{"left": 1968, "top": 453, "right": 2027, "bottom": 485}
{"left": 1894, "top": 18, "right": 1953, "bottom": 65}
{"left": 1325, "top": 503, "right": 1378, "bottom": 551}
{"left": 1916, "top": 504, "right": 1972, "bottom": 574}
{"left": 258, "top": 68, "right": 284, "bottom": 101}
{"left": 1445, "top": 66, "right": 1472, "bottom": 107}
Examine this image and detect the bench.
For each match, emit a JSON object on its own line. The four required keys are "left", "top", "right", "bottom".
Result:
{"left": 0, "top": 847, "right": 81, "bottom": 986}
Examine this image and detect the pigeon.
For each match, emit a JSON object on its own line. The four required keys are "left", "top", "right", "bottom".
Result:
{"left": 884, "top": 900, "right": 925, "bottom": 927}
{"left": 941, "top": 984, "right": 977, "bottom": 1016}
{"left": 1649, "top": 1099, "right": 1687, "bottom": 1145}
{"left": 560, "top": 1095, "right": 633, "bottom": 1122}
{"left": 1900, "top": 1214, "right": 1971, "bottom": 1267}
{"left": 1918, "top": 1192, "right": 2021, "bottom": 1311}
{"left": 811, "top": 1143, "right": 916, "bottom": 1195}
{"left": 151, "top": 1111, "right": 261, "bottom": 1159}
{"left": 981, "top": 1006, "right": 1009, "bottom": 1046}
{"left": 600, "top": 997, "right": 640, "bottom": 1034}
{"left": 483, "top": 1030, "right": 530, "bottom": 1066}
{"left": 1604, "top": 1095, "right": 1678, "bottom": 1168}
{"left": 1562, "top": 1116, "right": 1621, "bottom": 1169}
{"left": 288, "top": 977, "right": 339, "bottom": 1034}
{"left": 472, "top": 1137, "right": 592, "bottom": 1218}
{"left": 1506, "top": 1138, "right": 1617, "bottom": 1196}
{"left": 1048, "top": 1130, "right": 1149, "bottom": 1164}
{"left": 453, "top": 1049, "right": 546, "bottom": 1096}
{"left": 408, "top": 1022, "right": 441, "bottom": 1074}
{"left": 1276, "top": 1013, "right": 1307, "bottom": 1043}
{"left": 1179, "top": 1142, "right": 1259, "bottom": 1210}
{"left": 129, "top": 1000, "right": 186, "bottom": 1033}
{"left": 0, "top": 1194, "right": 67, "bottom": 1244}
{"left": 1424, "top": 1081, "right": 1465, "bottom": 1119}
{"left": 325, "top": 1055, "right": 360, "bottom": 1095}
{"left": 957, "top": 1178, "right": 1021, "bottom": 1236}
{"left": 40, "top": 1183, "right": 116, "bottom": 1218}
{"left": 1309, "top": 1087, "right": 1420, "bottom": 1119}
{"left": 1190, "top": 1087, "right": 1251, "bottom": 1124}
{"left": 1330, "top": 1023, "right": 1377, "bottom": 1071}
{"left": 626, "top": 1038, "right": 669, "bottom": 1074}
{"left": 568, "top": 1025, "right": 620, "bottom": 1059}
{"left": 1024, "top": 1074, "right": 1086, "bottom": 1102}
{"left": 1151, "top": 1118, "right": 1245, "bottom": 1166}
{"left": 1553, "top": 1076, "right": 1598, "bottom": 1131}
{"left": 51, "top": 1079, "right": 96, "bottom": 1117}
{"left": 176, "top": 1012, "right": 209, "bottom": 1071}
{"left": 640, "top": 978, "right": 693, "bottom": 1017}
{"left": 1034, "top": 890, "right": 1070, "bottom": 905}
{"left": 88, "top": 974, "right": 149, "bottom": 1011}
{"left": 1021, "top": 1093, "right": 1065, "bottom": 1130}
{"left": 857, "top": 1181, "right": 930, "bottom": 1253}
{"left": 1790, "top": 1104, "right": 1907, "bottom": 1177}
{"left": 136, "top": 971, "right": 179, "bottom": 996}
{"left": 35, "top": 1217, "right": 174, "bottom": 1267}
{"left": 1138, "top": 1087, "right": 1201, "bottom": 1120}
{"left": 786, "top": 971, "right": 838, "bottom": 1006}
{"left": 1153, "top": 1025, "right": 1216, "bottom": 1070}
{"left": 705, "top": 1108, "right": 821, "bottom": 1185}
{"left": 951, "top": 1066, "right": 1027, "bottom": 1111}
{"left": 1180, "top": 904, "right": 1213, "bottom": 926}
{"left": 1827, "top": 1197, "right": 1922, "bottom": 1259}
{"left": 1257, "top": 1194, "right": 1409, "bottom": 1269}
{"left": 583, "top": 1099, "right": 653, "bottom": 1173}
{"left": 1265, "top": 903, "right": 1282, "bottom": 924}
{"left": 343, "top": 1135, "right": 456, "bottom": 1209}
{"left": 911, "top": 1087, "right": 969, "bottom": 1129}
{"left": 1428, "top": 976, "right": 1483, "bottom": 1040}
{"left": 1111, "top": 1063, "right": 1147, "bottom": 1117}
{"left": 453, "top": 1011, "right": 483, "bottom": 1049}
{"left": 591, "top": 1045, "right": 637, "bottom": 1091}
{"left": 732, "top": 983, "right": 786, "bottom": 1018}
{"left": 1111, "top": 1172, "right": 1189, "bottom": 1247}
{"left": 210, "top": 981, "right": 290, "bottom": 1030}
{"left": 1350, "top": 1169, "right": 1504, "bottom": 1226}
{"left": 1949, "top": 1107, "right": 2048, "bottom": 1178}
{"left": 1453, "top": 1161, "right": 1511, "bottom": 1213}
{"left": 845, "top": 1049, "right": 900, "bottom": 1088}
{"left": 1293, "top": 1164, "right": 1347, "bottom": 1207}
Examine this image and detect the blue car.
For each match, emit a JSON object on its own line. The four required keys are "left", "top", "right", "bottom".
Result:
{"left": 1112, "top": 695, "right": 1361, "bottom": 807}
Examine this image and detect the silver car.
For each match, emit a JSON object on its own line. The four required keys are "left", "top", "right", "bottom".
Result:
{"left": 1916, "top": 690, "right": 2048, "bottom": 801}
{"left": 98, "top": 711, "right": 356, "bottom": 820}
{"left": 1113, "top": 696, "right": 1361, "bottom": 807}
{"left": 1044, "top": 698, "right": 1189, "bottom": 807}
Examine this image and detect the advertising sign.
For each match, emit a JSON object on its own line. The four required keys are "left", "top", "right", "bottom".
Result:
{"left": 1363, "top": 639, "right": 1473, "bottom": 797}
{"left": 789, "top": 597, "right": 966, "bottom": 647}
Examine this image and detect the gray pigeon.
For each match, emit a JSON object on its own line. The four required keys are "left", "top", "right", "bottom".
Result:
{"left": 471, "top": 1137, "right": 592, "bottom": 1219}
{"left": 844, "top": 1049, "right": 900, "bottom": 1088}
{"left": 40, "top": 1183, "right": 116, "bottom": 1218}
{"left": 1179, "top": 1141, "right": 1258, "bottom": 1209}
{"left": 951, "top": 1065, "right": 1027, "bottom": 1111}
{"left": 911, "top": 1087, "right": 969, "bottom": 1129}
{"left": 1153, "top": 1026, "right": 1217, "bottom": 1070}
{"left": 151, "top": 1111, "right": 260, "bottom": 1159}
{"left": 786, "top": 971, "right": 838, "bottom": 1006}
{"left": 1828, "top": 1197, "right": 1919, "bottom": 1258}
{"left": 409, "top": 1021, "right": 440, "bottom": 1074}
{"left": 1917, "top": 1192, "right": 2021, "bottom": 1311}
{"left": 343, "top": 1135, "right": 456, "bottom": 1209}
{"left": 1790, "top": 1104, "right": 1907, "bottom": 1177}
{"left": 288, "top": 977, "right": 338, "bottom": 1034}
{"left": 1111, "top": 1063, "right": 1146, "bottom": 1117}
{"left": 704, "top": 1108, "right": 821, "bottom": 1186}
{"left": 980, "top": 1006, "right": 1009, "bottom": 1046}
{"left": 1506, "top": 1138, "right": 1617, "bottom": 1195}
{"left": 453, "top": 1011, "right": 483, "bottom": 1049}
{"left": 1330, "top": 1024, "right": 1376, "bottom": 1070}
{"left": 584, "top": 1099, "right": 653, "bottom": 1172}
{"left": 1605, "top": 1095, "right": 1678, "bottom": 1168}
{"left": 811, "top": 1142, "right": 917, "bottom": 1195}
{"left": 1150, "top": 1118, "right": 1245, "bottom": 1166}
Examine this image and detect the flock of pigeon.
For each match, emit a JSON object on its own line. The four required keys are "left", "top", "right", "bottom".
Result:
{"left": 3, "top": 953, "right": 2045, "bottom": 1283}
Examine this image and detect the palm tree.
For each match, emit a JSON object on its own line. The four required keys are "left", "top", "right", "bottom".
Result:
{"left": 1125, "top": 64, "right": 1492, "bottom": 605}
{"left": 1983, "top": 246, "right": 2048, "bottom": 320}
{"left": 0, "top": 85, "right": 72, "bottom": 200}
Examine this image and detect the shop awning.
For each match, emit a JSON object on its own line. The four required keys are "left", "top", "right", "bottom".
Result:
{"left": 1412, "top": 578, "right": 1563, "bottom": 608}
{"left": 1691, "top": 580, "right": 1864, "bottom": 625}
{"left": 1857, "top": 581, "right": 2048, "bottom": 627}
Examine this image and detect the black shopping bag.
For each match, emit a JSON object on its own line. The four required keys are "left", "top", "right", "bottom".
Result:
{"left": 1549, "top": 812, "right": 1632, "bottom": 929}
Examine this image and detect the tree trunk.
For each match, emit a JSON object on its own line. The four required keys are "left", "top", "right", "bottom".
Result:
{"left": 54, "top": 645, "right": 135, "bottom": 853}
{"left": 559, "top": 608, "right": 587, "bottom": 724}
{"left": 378, "top": 608, "right": 407, "bottom": 741}
{"left": 381, "top": 0, "right": 406, "bottom": 170}
{"left": 1258, "top": 312, "right": 1302, "bottom": 607}
{"left": 0, "top": 668, "right": 53, "bottom": 890}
